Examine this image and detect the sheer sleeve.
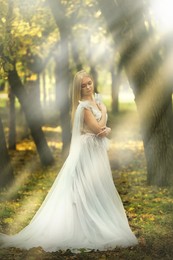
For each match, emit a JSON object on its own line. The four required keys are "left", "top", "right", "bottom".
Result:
{"left": 69, "top": 101, "right": 86, "bottom": 153}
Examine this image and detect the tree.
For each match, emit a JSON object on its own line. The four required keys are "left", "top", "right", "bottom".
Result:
{"left": 0, "top": 117, "right": 14, "bottom": 188}
{"left": 48, "top": 0, "right": 73, "bottom": 156}
{"left": 111, "top": 62, "right": 120, "bottom": 113}
{"left": 8, "top": 87, "right": 16, "bottom": 150}
{"left": 8, "top": 66, "right": 54, "bottom": 166}
{"left": 97, "top": 0, "right": 173, "bottom": 186}
{"left": 0, "top": 0, "right": 59, "bottom": 165}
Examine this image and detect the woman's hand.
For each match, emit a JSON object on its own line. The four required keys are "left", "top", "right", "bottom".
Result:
{"left": 105, "top": 127, "right": 111, "bottom": 136}
{"left": 96, "top": 126, "right": 111, "bottom": 137}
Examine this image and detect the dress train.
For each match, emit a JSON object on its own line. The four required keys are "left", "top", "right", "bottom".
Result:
{"left": 0, "top": 101, "right": 138, "bottom": 252}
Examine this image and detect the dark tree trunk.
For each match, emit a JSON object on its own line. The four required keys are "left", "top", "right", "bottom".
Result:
{"left": 97, "top": 0, "right": 173, "bottom": 186}
{"left": 8, "top": 67, "right": 54, "bottom": 166}
{"left": 111, "top": 68, "right": 119, "bottom": 113}
{"left": 8, "top": 87, "right": 16, "bottom": 150}
{"left": 0, "top": 117, "right": 14, "bottom": 188}
{"left": 135, "top": 83, "right": 173, "bottom": 186}
{"left": 90, "top": 66, "right": 98, "bottom": 94}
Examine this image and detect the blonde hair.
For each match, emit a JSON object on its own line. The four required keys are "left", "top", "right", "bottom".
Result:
{"left": 71, "top": 70, "right": 93, "bottom": 123}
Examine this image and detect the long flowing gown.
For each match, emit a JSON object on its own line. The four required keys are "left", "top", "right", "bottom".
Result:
{"left": 0, "top": 100, "right": 138, "bottom": 253}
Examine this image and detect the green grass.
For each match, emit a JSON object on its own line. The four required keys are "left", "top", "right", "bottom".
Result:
{"left": 0, "top": 121, "right": 173, "bottom": 259}
{"left": 0, "top": 97, "right": 173, "bottom": 259}
{"left": 1, "top": 164, "right": 173, "bottom": 259}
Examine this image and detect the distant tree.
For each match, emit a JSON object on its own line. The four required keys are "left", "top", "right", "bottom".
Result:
{"left": 0, "top": 0, "right": 58, "bottom": 165}
{"left": 97, "top": 0, "right": 173, "bottom": 186}
{"left": 49, "top": 0, "right": 72, "bottom": 156}
{"left": 8, "top": 87, "right": 16, "bottom": 150}
{"left": 0, "top": 117, "right": 14, "bottom": 188}
{"left": 8, "top": 66, "right": 54, "bottom": 166}
{"left": 111, "top": 62, "right": 120, "bottom": 113}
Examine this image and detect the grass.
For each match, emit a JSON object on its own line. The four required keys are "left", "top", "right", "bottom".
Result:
{"left": 0, "top": 101, "right": 173, "bottom": 259}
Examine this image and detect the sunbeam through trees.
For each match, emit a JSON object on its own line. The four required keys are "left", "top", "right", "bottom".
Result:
{"left": 0, "top": 0, "right": 173, "bottom": 259}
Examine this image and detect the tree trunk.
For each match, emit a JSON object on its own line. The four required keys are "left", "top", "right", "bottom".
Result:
{"left": 8, "top": 67, "right": 54, "bottom": 166}
{"left": 71, "top": 36, "right": 83, "bottom": 71}
{"left": 8, "top": 87, "right": 16, "bottom": 150}
{"left": 90, "top": 66, "right": 98, "bottom": 94}
{"left": 0, "top": 117, "right": 14, "bottom": 188}
{"left": 49, "top": 0, "right": 71, "bottom": 157}
{"left": 97, "top": 0, "right": 173, "bottom": 186}
{"left": 42, "top": 71, "right": 46, "bottom": 107}
{"left": 135, "top": 83, "right": 173, "bottom": 186}
{"left": 26, "top": 78, "right": 44, "bottom": 126}
{"left": 54, "top": 43, "right": 71, "bottom": 157}
{"left": 111, "top": 68, "right": 119, "bottom": 113}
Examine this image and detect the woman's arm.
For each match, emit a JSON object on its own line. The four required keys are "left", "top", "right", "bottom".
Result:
{"left": 83, "top": 105, "right": 111, "bottom": 137}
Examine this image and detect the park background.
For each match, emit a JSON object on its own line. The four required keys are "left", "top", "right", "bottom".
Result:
{"left": 0, "top": 0, "right": 173, "bottom": 259}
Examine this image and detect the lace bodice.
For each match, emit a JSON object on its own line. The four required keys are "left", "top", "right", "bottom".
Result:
{"left": 79, "top": 100, "right": 102, "bottom": 134}
{"left": 89, "top": 106, "right": 102, "bottom": 121}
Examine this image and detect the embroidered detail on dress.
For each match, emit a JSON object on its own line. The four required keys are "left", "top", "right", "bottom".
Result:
{"left": 89, "top": 106, "right": 102, "bottom": 122}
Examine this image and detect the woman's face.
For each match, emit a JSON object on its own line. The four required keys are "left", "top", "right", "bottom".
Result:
{"left": 81, "top": 76, "right": 94, "bottom": 99}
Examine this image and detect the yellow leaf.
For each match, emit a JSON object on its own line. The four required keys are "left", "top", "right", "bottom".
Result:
{"left": 37, "top": 31, "right": 42, "bottom": 38}
{"left": 1, "top": 17, "right": 6, "bottom": 23}
{"left": 3, "top": 218, "right": 13, "bottom": 224}
{"left": 149, "top": 216, "right": 155, "bottom": 221}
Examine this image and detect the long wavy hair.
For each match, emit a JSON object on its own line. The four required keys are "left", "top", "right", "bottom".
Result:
{"left": 71, "top": 70, "right": 93, "bottom": 123}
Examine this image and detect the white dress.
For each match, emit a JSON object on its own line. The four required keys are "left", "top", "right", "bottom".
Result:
{"left": 0, "top": 100, "right": 138, "bottom": 253}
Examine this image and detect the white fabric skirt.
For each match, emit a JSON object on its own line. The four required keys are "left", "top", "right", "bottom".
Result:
{"left": 0, "top": 134, "right": 138, "bottom": 252}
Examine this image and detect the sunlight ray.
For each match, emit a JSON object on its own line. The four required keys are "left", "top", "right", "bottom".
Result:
{"left": 150, "top": 0, "right": 173, "bottom": 33}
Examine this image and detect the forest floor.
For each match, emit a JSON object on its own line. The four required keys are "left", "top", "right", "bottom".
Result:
{"left": 0, "top": 109, "right": 173, "bottom": 259}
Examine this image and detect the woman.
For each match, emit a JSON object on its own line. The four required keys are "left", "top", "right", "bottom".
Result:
{"left": 0, "top": 70, "right": 138, "bottom": 253}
